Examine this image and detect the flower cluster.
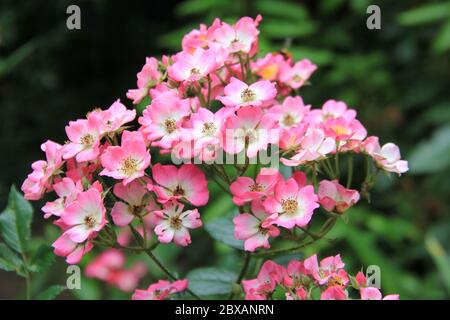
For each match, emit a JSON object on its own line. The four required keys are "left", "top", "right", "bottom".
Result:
{"left": 85, "top": 249, "right": 147, "bottom": 292}
{"left": 21, "top": 15, "right": 408, "bottom": 300}
{"left": 132, "top": 279, "right": 189, "bottom": 300}
{"left": 243, "top": 254, "right": 399, "bottom": 300}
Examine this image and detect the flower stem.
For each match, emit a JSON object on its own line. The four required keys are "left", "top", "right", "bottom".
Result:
{"left": 145, "top": 250, "right": 201, "bottom": 300}
{"left": 228, "top": 252, "right": 251, "bottom": 300}
{"left": 252, "top": 216, "right": 337, "bottom": 258}
{"left": 346, "top": 155, "right": 353, "bottom": 188}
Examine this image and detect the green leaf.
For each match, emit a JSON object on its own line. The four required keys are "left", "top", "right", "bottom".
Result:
{"left": 433, "top": 20, "right": 450, "bottom": 54}
{"left": 397, "top": 3, "right": 450, "bottom": 26}
{"left": 255, "top": 0, "right": 309, "bottom": 20}
{"left": 36, "top": 285, "right": 66, "bottom": 300}
{"left": 175, "top": 0, "right": 228, "bottom": 16}
{"left": 205, "top": 216, "right": 244, "bottom": 250}
{"left": 28, "top": 244, "right": 54, "bottom": 273}
{"left": 408, "top": 125, "right": 450, "bottom": 174}
{"left": 425, "top": 234, "right": 450, "bottom": 295}
{"left": 0, "top": 186, "right": 33, "bottom": 254}
{"left": 0, "top": 242, "right": 24, "bottom": 275}
{"left": 261, "top": 19, "right": 316, "bottom": 39}
{"left": 187, "top": 267, "right": 237, "bottom": 296}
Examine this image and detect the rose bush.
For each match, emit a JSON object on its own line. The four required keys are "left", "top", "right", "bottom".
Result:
{"left": 20, "top": 16, "right": 407, "bottom": 300}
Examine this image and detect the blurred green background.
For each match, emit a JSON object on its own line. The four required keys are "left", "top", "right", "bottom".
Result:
{"left": 0, "top": 0, "right": 449, "bottom": 299}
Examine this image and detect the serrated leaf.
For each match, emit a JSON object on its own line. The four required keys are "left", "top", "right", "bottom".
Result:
{"left": 0, "top": 242, "right": 24, "bottom": 275}
{"left": 0, "top": 186, "right": 33, "bottom": 254}
{"left": 36, "top": 285, "right": 66, "bottom": 300}
{"left": 28, "top": 244, "right": 54, "bottom": 273}
{"left": 187, "top": 267, "right": 237, "bottom": 296}
{"left": 205, "top": 216, "right": 244, "bottom": 250}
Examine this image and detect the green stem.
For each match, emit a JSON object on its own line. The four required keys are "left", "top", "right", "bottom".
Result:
{"left": 334, "top": 152, "right": 340, "bottom": 179}
{"left": 253, "top": 217, "right": 337, "bottom": 258}
{"left": 145, "top": 250, "right": 201, "bottom": 300}
{"left": 21, "top": 252, "right": 31, "bottom": 300}
{"left": 228, "top": 252, "right": 251, "bottom": 300}
{"left": 346, "top": 155, "right": 353, "bottom": 188}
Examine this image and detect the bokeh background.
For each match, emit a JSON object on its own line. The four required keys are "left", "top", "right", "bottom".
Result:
{"left": 1, "top": 0, "right": 449, "bottom": 299}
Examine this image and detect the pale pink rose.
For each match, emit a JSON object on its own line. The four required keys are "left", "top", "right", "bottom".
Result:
{"left": 217, "top": 77, "right": 277, "bottom": 109}
{"left": 279, "top": 59, "right": 317, "bottom": 89}
{"left": 222, "top": 106, "right": 277, "bottom": 158}
{"left": 63, "top": 113, "right": 103, "bottom": 162}
{"left": 281, "top": 128, "right": 336, "bottom": 166}
{"left": 52, "top": 233, "right": 93, "bottom": 265}
{"left": 42, "top": 177, "right": 83, "bottom": 218}
{"left": 318, "top": 180, "right": 360, "bottom": 213}
{"left": 153, "top": 201, "right": 202, "bottom": 247}
{"left": 230, "top": 168, "right": 281, "bottom": 205}
{"left": 152, "top": 163, "right": 209, "bottom": 206}
{"left": 242, "top": 260, "right": 286, "bottom": 300}
{"left": 100, "top": 131, "right": 151, "bottom": 185}
{"left": 132, "top": 279, "right": 188, "bottom": 300}
{"left": 111, "top": 180, "right": 157, "bottom": 227}
{"left": 263, "top": 174, "right": 319, "bottom": 229}
{"left": 361, "top": 136, "right": 409, "bottom": 175}
{"left": 61, "top": 187, "right": 107, "bottom": 243}
{"left": 21, "top": 140, "right": 63, "bottom": 200}
{"left": 168, "top": 48, "right": 217, "bottom": 82}
{"left": 269, "top": 96, "right": 311, "bottom": 130}
{"left": 127, "top": 57, "right": 163, "bottom": 104}
{"left": 233, "top": 200, "right": 280, "bottom": 252}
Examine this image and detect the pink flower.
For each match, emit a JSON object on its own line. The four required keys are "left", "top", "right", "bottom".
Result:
{"left": 85, "top": 249, "right": 147, "bottom": 292}
{"left": 42, "top": 177, "right": 82, "bottom": 218}
{"left": 279, "top": 59, "right": 317, "bottom": 89}
{"left": 138, "top": 95, "right": 190, "bottom": 149}
{"left": 323, "top": 116, "right": 367, "bottom": 142}
{"left": 182, "top": 24, "right": 209, "bottom": 53}
{"left": 233, "top": 200, "right": 280, "bottom": 252}
{"left": 152, "top": 163, "right": 209, "bottom": 206}
{"left": 281, "top": 128, "right": 335, "bottom": 166}
{"left": 52, "top": 233, "right": 93, "bottom": 265}
{"left": 362, "top": 136, "right": 409, "bottom": 175}
{"left": 263, "top": 174, "right": 319, "bottom": 229}
{"left": 127, "top": 57, "right": 163, "bottom": 104}
{"left": 168, "top": 48, "right": 217, "bottom": 82}
{"left": 321, "top": 99, "right": 356, "bottom": 122}
{"left": 94, "top": 100, "right": 136, "bottom": 134}
{"left": 252, "top": 53, "right": 288, "bottom": 81}
{"left": 304, "top": 254, "right": 348, "bottom": 286}
{"left": 222, "top": 106, "right": 277, "bottom": 158}
{"left": 61, "top": 187, "right": 107, "bottom": 243}
{"left": 111, "top": 180, "right": 157, "bottom": 227}
{"left": 132, "top": 279, "right": 188, "bottom": 300}
{"left": 153, "top": 201, "right": 202, "bottom": 246}
{"left": 230, "top": 167, "right": 281, "bottom": 205}
{"left": 360, "top": 287, "right": 399, "bottom": 300}
{"left": 182, "top": 107, "right": 234, "bottom": 159}
{"left": 320, "top": 286, "right": 348, "bottom": 300}
{"left": 63, "top": 113, "right": 103, "bottom": 162}
{"left": 217, "top": 77, "right": 276, "bottom": 109}
{"left": 269, "top": 96, "right": 310, "bottom": 130}
{"left": 100, "top": 131, "right": 151, "bottom": 185}
{"left": 212, "top": 15, "right": 262, "bottom": 54}
{"left": 318, "top": 180, "right": 360, "bottom": 213}
{"left": 242, "top": 260, "right": 285, "bottom": 300}
{"left": 21, "top": 140, "right": 63, "bottom": 200}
